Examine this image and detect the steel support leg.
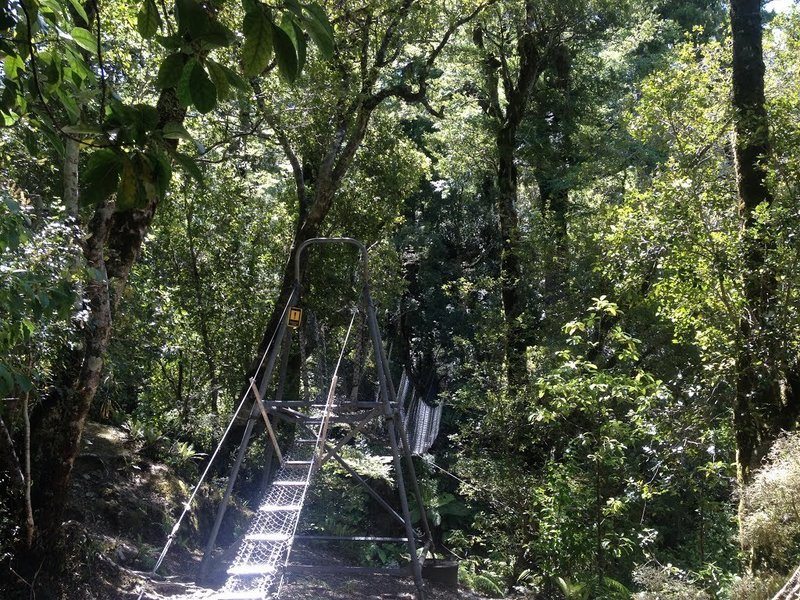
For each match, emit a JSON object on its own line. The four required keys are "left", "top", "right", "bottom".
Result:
{"left": 365, "top": 292, "right": 425, "bottom": 599}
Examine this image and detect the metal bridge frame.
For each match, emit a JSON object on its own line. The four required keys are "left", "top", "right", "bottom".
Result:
{"left": 199, "top": 238, "right": 433, "bottom": 598}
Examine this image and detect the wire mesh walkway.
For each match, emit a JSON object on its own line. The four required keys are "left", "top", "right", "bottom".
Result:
{"left": 213, "top": 428, "right": 320, "bottom": 600}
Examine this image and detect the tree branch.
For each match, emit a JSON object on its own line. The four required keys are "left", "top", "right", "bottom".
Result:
{"left": 0, "top": 412, "right": 25, "bottom": 489}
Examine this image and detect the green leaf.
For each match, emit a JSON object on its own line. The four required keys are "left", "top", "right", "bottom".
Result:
{"left": 176, "top": 60, "right": 195, "bottom": 107}
{"left": 221, "top": 64, "right": 249, "bottom": 91}
{"left": 4, "top": 54, "right": 25, "bottom": 80}
{"left": 294, "top": 22, "right": 306, "bottom": 73}
{"left": 71, "top": 26, "right": 97, "bottom": 53}
{"left": 15, "top": 373, "right": 33, "bottom": 393}
{"left": 82, "top": 149, "right": 122, "bottom": 206}
{"left": 162, "top": 121, "right": 192, "bottom": 140}
{"left": 62, "top": 123, "right": 104, "bottom": 135}
{"left": 133, "top": 103, "right": 161, "bottom": 131}
{"left": 67, "top": 0, "right": 89, "bottom": 25}
{"left": 177, "top": 59, "right": 216, "bottom": 113}
{"left": 189, "top": 63, "right": 217, "bottom": 113}
{"left": 57, "top": 89, "right": 80, "bottom": 121}
{"left": 196, "top": 20, "right": 235, "bottom": 49}
{"left": 272, "top": 21, "right": 298, "bottom": 82}
{"left": 0, "top": 364, "right": 13, "bottom": 397}
{"left": 133, "top": 152, "right": 158, "bottom": 203}
{"left": 156, "top": 33, "right": 183, "bottom": 49}
{"left": 284, "top": 0, "right": 302, "bottom": 15}
{"left": 175, "top": 0, "right": 208, "bottom": 37}
{"left": 149, "top": 150, "right": 173, "bottom": 197}
{"left": 302, "top": 2, "right": 333, "bottom": 58}
{"left": 282, "top": 15, "right": 306, "bottom": 75}
{"left": 241, "top": 7, "right": 272, "bottom": 77}
{"left": 157, "top": 53, "right": 185, "bottom": 89}
{"left": 137, "top": 0, "right": 161, "bottom": 39}
{"left": 206, "top": 59, "right": 231, "bottom": 101}
{"left": 170, "top": 150, "right": 204, "bottom": 185}
{"left": 39, "top": 0, "right": 62, "bottom": 17}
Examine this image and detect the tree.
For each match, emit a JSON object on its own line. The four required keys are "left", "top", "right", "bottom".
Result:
{"left": 472, "top": 0, "right": 625, "bottom": 386}
{"left": 0, "top": 0, "right": 333, "bottom": 573}
{"left": 247, "top": 0, "right": 490, "bottom": 385}
{"left": 730, "top": 0, "right": 800, "bottom": 487}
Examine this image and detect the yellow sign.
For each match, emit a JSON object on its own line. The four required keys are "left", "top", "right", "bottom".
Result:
{"left": 288, "top": 307, "right": 303, "bottom": 329}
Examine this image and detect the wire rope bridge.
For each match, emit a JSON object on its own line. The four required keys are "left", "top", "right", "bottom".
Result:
{"left": 139, "top": 238, "right": 435, "bottom": 600}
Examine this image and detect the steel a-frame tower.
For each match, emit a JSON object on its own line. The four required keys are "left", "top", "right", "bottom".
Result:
{"left": 200, "top": 238, "right": 433, "bottom": 600}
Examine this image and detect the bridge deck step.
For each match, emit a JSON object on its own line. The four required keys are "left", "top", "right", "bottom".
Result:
{"left": 227, "top": 563, "right": 277, "bottom": 576}
{"left": 260, "top": 503, "right": 301, "bottom": 512}
{"left": 212, "top": 591, "right": 265, "bottom": 600}
{"left": 246, "top": 532, "right": 291, "bottom": 542}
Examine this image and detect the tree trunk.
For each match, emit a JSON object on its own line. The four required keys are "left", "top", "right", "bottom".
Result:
{"left": 24, "top": 88, "right": 186, "bottom": 553}
{"left": 475, "top": 4, "right": 542, "bottom": 388}
{"left": 496, "top": 123, "right": 528, "bottom": 387}
{"left": 28, "top": 202, "right": 115, "bottom": 543}
{"left": 730, "top": 0, "right": 775, "bottom": 486}
{"left": 62, "top": 137, "right": 79, "bottom": 218}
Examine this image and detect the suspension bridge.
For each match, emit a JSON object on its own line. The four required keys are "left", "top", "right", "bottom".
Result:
{"left": 137, "top": 238, "right": 445, "bottom": 600}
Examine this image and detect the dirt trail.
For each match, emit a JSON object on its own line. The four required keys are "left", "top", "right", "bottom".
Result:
{"left": 59, "top": 422, "right": 499, "bottom": 600}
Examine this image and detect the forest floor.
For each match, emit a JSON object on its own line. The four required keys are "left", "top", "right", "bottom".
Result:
{"left": 59, "top": 421, "right": 500, "bottom": 600}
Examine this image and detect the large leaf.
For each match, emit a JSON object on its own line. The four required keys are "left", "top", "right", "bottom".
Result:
{"left": 157, "top": 53, "right": 185, "bottom": 89}
{"left": 82, "top": 149, "right": 122, "bottom": 206}
{"left": 133, "top": 103, "right": 160, "bottom": 131}
{"left": 71, "top": 26, "right": 97, "bottom": 53}
{"left": 175, "top": 0, "right": 208, "bottom": 37}
{"left": 169, "top": 150, "right": 204, "bottom": 185}
{"left": 221, "top": 64, "right": 249, "bottom": 91}
{"left": 272, "top": 21, "right": 298, "bottom": 83}
{"left": 302, "top": 2, "right": 333, "bottom": 58}
{"left": 283, "top": 0, "right": 302, "bottom": 16}
{"left": 0, "top": 364, "right": 13, "bottom": 397}
{"left": 137, "top": 0, "right": 161, "bottom": 39}
{"left": 133, "top": 152, "right": 158, "bottom": 203}
{"left": 241, "top": 6, "right": 272, "bottom": 77}
{"left": 62, "top": 123, "right": 104, "bottom": 135}
{"left": 155, "top": 33, "right": 182, "bottom": 49}
{"left": 196, "top": 20, "right": 235, "bottom": 49}
{"left": 177, "top": 59, "right": 217, "bottom": 113}
{"left": 4, "top": 54, "right": 25, "bottom": 80}
{"left": 149, "top": 149, "right": 173, "bottom": 197}
{"left": 189, "top": 63, "right": 217, "bottom": 113}
{"left": 281, "top": 15, "right": 306, "bottom": 75}
{"left": 161, "top": 121, "right": 192, "bottom": 140}
{"left": 206, "top": 59, "right": 231, "bottom": 101}
{"left": 67, "top": 0, "right": 89, "bottom": 25}
{"left": 57, "top": 89, "right": 80, "bottom": 121}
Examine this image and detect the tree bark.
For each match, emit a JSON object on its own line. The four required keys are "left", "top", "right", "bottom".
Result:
{"left": 28, "top": 201, "right": 115, "bottom": 543}
{"left": 730, "top": 0, "right": 777, "bottom": 486}
{"left": 25, "top": 88, "right": 186, "bottom": 551}
{"left": 62, "top": 137, "right": 79, "bottom": 218}
{"left": 475, "top": 2, "right": 543, "bottom": 388}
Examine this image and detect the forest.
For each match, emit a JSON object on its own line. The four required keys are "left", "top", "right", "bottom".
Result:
{"left": 3, "top": 0, "right": 800, "bottom": 598}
